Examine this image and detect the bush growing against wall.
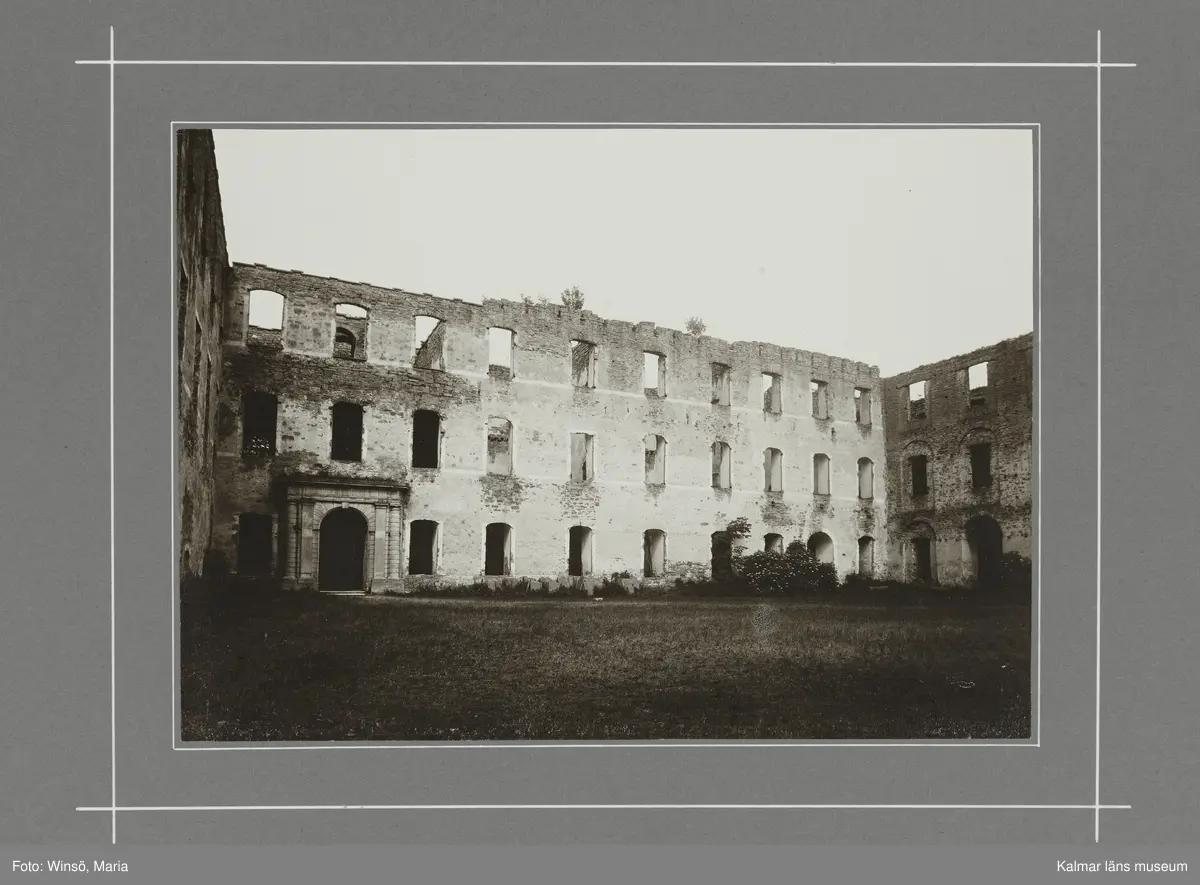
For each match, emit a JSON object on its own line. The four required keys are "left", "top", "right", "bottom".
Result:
{"left": 735, "top": 540, "right": 839, "bottom": 596}
{"left": 995, "top": 552, "right": 1033, "bottom": 601}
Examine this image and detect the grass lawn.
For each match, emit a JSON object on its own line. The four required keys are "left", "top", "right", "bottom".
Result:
{"left": 180, "top": 591, "right": 1031, "bottom": 742}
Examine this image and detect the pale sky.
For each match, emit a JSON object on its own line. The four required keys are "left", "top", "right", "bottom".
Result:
{"left": 212, "top": 128, "right": 1033, "bottom": 376}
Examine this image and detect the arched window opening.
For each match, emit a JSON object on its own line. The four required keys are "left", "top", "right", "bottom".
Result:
{"left": 484, "top": 523, "right": 514, "bottom": 576}
{"left": 568, "top": 526, "right": 593, "bottom": 577}
{"left": 857, "top": 457, "right": 874, "bottom": 499}
{"left": 644, "top": 434, "right": 667, "bottom": 485}
{"left": 808, "top": 532, "right": 834, "bottom": 564}
{"left": 813, "top": 453, "right": 831, "bottom": 495}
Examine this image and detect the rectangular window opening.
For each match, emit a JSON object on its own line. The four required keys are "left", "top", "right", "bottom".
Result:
{"left": 762, "top": 373, "right": 782, "bottom": 414}
{"left": 813, "top": 454, "right": 831, "bottom": 495}
{"left": 571, "top": 340, "right": 598, "bottom": 388}
{"left": 854, "top": 387, "right": 872, "bottom": 425}
{"left": 970, "top": 442, "right": 993, "bottom": 488}
{"left": 330, "top": 402, "right": 364, "bottom": 462}
{"left": 643, "top": 529, "right": 666, "bottom": 578}
{"left": 413, "top": 316, "right": 446, "bottom": 371}
{"left": 968, "top": 362, "right": 989, "bottom": 405}
{"left": 711, "top": 363, "right": 731, "bottom": 406}
{"left": 644, "top": 434, "right": 667, "bottom": 485}
{"left": 241, "top": 391, "right": 278, "bottom": 459}
{"left": 570, "top": 432, "right": 595, "bottom": 482}
{"left": 643, "top": 352, "right": 666, "bottom": 397}
{"left": 487, "top": 417, "right": 513, "bottom": 475}
{"left": 764, "top": 448, "right": 784, "bottom": 492}
{"left": 811, "top": 380, "right": 828, "bottom": 419}
{"left": 908, "top": 380, "right": 927, "bottom": 421}
{"left": 712, "top": 441, "right": 732, "bottom": 489}
{"left": 488, "top": 327, "right": 515, "bottom": 378}
{"left": 412, "top": 410, "right": 441, "bottom": 469}
{"left": 910, "top": 455, "right": 929, "bottom": 497}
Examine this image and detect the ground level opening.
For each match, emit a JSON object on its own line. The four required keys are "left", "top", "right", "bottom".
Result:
{"left": 318, "top": 507, "right": 367, "bottom": 591}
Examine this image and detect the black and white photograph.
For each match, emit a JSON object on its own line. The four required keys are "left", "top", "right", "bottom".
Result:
{"left": 177, "top": 126, "right": 1035, "bottom": 743}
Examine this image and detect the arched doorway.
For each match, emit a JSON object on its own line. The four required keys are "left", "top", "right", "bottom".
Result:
{"left": 319, "top": 507, "right": 368, "bottom": 591}
{"left": 966, "top": 514, "right": 1004, "bottom": 589}
{"left": 711, "top": 531, "right": 733, "bottom": 579}
{"left": 808, "top": 531, "right": 834, "bottom": 564}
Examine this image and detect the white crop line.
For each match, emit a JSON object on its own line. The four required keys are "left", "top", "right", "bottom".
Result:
{"left": 77, "top": 59, "right": 1136, "bottom": 68}
{"left": 77, "top": 803, "right": 1133, "bottom": 813}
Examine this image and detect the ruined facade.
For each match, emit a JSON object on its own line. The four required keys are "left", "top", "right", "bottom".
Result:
{"left": 176, "top": 131, "right": 229, "bottom": 581}
{"left": 212, "top": 264, "right": 888, "bottom": 590}
{"left": 175, "top": 129, "right": 1033, "bottom": 592}
{"left": 881, "top": 334, "right": 1035, "bottom": 586}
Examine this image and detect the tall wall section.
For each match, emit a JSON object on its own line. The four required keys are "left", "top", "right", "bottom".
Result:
{"left": 175, "top": 129, "right": 229, "bottom": 580}
{"left": 213, "top": 264, "right": 889, "bottom": 585}
{"left": 881, "top": 333, "right": 1034, "bottom": 586}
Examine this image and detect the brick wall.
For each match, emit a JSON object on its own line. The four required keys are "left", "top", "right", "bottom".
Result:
{"left": 214, "top": 264, "right": 891, "bottom": 584}
{"left": 176, "top": 130, "right": 229, "bottom": 580}
{"left": 881, "top": 333, "right": 1035, "bottom": 585}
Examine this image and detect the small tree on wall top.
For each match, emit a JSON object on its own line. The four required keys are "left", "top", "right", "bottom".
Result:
{"left": 560, "top": 286, "right": 585, "bottom": 310}
{"left": 685, "top": 316, "right": 707, "bottom": 335}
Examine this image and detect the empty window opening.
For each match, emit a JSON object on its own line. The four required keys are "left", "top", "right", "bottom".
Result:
{"left": 568, "top": 526, "right": 594, "bottom": 577}
{"left": 644, "top": 434, "right": 667, "bottom": 485}
{"left": 765, "top": 533, "right": 784, "bottom": 555}
{"left": 643, "top": 529, "right": 666, "bottom": 577}
{"left": 488, "top": 328, "right": 515, "bottom": 376}
{"left": 854, "top": 387, "right": 872, "bottom": 425}
{"left": 967, "top": 362, "right": 989, "bottom": 405}
{"left": 812, "top": 453, "right": 831, "bottom": 495}
{"left": 318, "top": 507, "right": 367, "bottom": 592}
{"left": 913, "top": 537, "right": 933, "bottom": 581}
{"left": 762, "top": 373, "right": 782, "bottom": 414}
{"left": 487, "top": 417, "right": 513, "bottom": 475}
{"left": 711, "top": 363, "right": 732, "bottom": 406}
{"left": 247, "top": 289, "right": 284, "bottom": 330}
{"left": 408, "top": 520, "right": 439, "bottom": 575}
{"left": 970, "top": 442, "right": 993, "bottom": 488}
{"left": 858, "top": 536, "right": 875, "bottom": 576}
{"left": 808, "top": 531, "right": 834, "bottom": 564}
{"left": 333, "top": 327, "right": 358, "bottom": 359}
{"left": 334, "top": 303, "right": 368, "bottom": 361}
{"left": 764, "top": 447, "right": 784, "bottom": 492}
{"left": 484, "top": 523, "right": 514, "bottom": 576}
{"left": 412, "top": 410, "right": 442, "bottom": 469}
{"left": 857, "top": 457, "right": 874, "bottom": 499}
{"left": 330, "top": 402, "right": 364, "bottom": 462}
{"left": 644, "top": 352, "right": 667, "bottom": 396}
{"left": 908, "top": 380, "right": 927, "bottom": 420}
{"left": 811, "top": 380, "right": 829, "bottom": 419}
{"left": 241, "top": 391, "right": 278, "bottom": 458}
{"left": 570, "top": 433, "right": 595, "bottom": 482}
{"left": 412, "top": 315, "right": 446, "bottom": 370}
{"left": 236, "top": 513, "right": 273, "bottom": 576}
{"left": 711, "top": 441, "right": 732, "bottom": 489}
{"left": 571, "top": 340, "right": 598, "bottom": 388}
{"left": 910, "top": 454, "right": 929, "bottom": 496}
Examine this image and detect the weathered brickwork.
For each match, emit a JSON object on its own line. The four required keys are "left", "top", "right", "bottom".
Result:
{"left": 178, "top": 132, "right": 1033, "bottom": 593}
{"left": 211, "top": 263, "right": 890, "bottom": 588}
{"left": 175, "top": 130, "right": 229, "bottom": 580}
{"left": 881, "top": 333, "right": 1034, "bottom": 586}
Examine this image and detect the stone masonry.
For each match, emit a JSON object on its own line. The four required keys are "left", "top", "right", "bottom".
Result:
{"left": 176, "top": 130, "right": 229, "bottom": 582}
{"left": 176, "top": 129, "right": 1033, "bottom": 592}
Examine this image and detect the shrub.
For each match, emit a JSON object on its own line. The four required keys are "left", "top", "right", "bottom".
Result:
{"left": 994, "top": 552, "right": 1033, "bottom": 601}
{"left": 735, "top": 541, "right": 838, "bottom": 596}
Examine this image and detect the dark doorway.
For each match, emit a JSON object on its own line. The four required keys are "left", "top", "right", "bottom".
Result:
{"left": 236, "top": 513, "right": 273, "bottom": 576}
{"left": 711, "top": 531, "right": 733, "bottom": 579}
{"left": 412, "top": 410, "right": 441, "bottom": 468}
{"left": 408, "top": 520, "right": 438, "bottom": 575}
{"left": 568, "top": 526, "right": 593, "bottom": 577}
{"left": 319, "top": 508, "right": 367, "bottom": 591}
{"left": 966, "top": 515, "right": 1004, "bottom": 589}
{"left": 914, "top": 537, "right": 933, "bottom": 582}
{"left": 484, "top": 523, "right": 513, "bottom": 576}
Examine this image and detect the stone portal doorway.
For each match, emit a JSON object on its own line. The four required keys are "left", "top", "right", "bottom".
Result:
{"left": 966, "top": 514, "right": 1004, "bottom": 589}
{"left": 319, "top": 507, "right": 368, "bottom": 592}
